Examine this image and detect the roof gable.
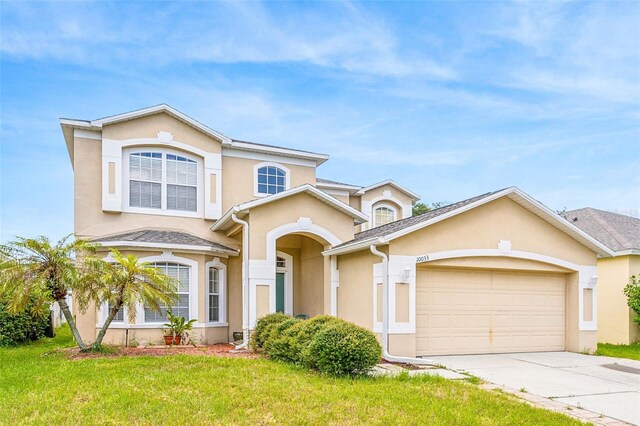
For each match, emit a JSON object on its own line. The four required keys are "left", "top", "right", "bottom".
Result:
{"left": 211, "top": 184, "right": 368, "bottom": 231}
{"left": 355, "top": 179, "right": 420, "bottom": 201}
{"left": 326, "top": 187, "right": 615, "bottom": 257}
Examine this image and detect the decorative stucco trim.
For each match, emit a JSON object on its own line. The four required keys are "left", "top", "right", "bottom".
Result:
{"left": 415, "top": 247, "right": 598, "bottom": 331}
{"left": 204, "top": 258, "right": 227, "bottom": 325}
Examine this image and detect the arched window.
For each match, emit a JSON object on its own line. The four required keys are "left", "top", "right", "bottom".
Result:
{"left": 374, "top": 205, "right": 396, "bottom": 227}
{"left": 256, "top": 165, "right": 287, "bottom": 195}
{"left": 144, "top": 262, "right": 191, "bottom": 322}
{"left": 127, "top": 150, "right": 199, "bottom": 212}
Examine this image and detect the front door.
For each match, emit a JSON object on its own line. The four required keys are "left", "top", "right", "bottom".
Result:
{"left": 275, "top": 272, "right": 285, "bottom": 313}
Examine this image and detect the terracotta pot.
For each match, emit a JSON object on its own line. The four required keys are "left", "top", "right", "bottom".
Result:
{"left": 164, "top": 335, "right": 182, "bottom": 345}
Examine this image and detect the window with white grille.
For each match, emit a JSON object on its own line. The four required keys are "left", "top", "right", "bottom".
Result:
{"left": 144, "top": 262, "right": 190, "bottom": 322}
{"left": 127, "top": 151, "right": 199, "bottom": 213}
{"left": 208, "top": 267, "right": 220, "bottom": 322}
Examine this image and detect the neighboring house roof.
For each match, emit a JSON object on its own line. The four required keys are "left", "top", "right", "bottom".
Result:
{"left": 325, "top": 187, "right": 615, "bottom": 257}
{"left": 563, "top": 208, "right": 640, "bottom": 253}
{"left": 355, "top": 179, "right": 421, "bottom": 201}
{"left": 92, "top": 230, "right": 238, "bottom": 255}
{"left": 211, "top": 184, "right": 369, "bottom": 232}
{"left": 59, "top": 104, "right": 329, "bottom": 165}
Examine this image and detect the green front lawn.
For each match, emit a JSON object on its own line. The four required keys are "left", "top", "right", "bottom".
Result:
{"left": 596, "top": 341, "right": 640, "bottom": 361}
{"left": 0, "top": 327, "right": 581, "bottom": 425}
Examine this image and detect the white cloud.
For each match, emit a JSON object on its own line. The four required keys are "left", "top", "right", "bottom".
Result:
{"left": 0, "top": 1, "right": 455, "bottom": 80}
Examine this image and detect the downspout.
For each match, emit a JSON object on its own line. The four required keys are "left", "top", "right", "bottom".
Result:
{"left": 370, "top": 243, "right": 433, "bottom": 365}
{"left": 231, "top": 209, "right": 250, "bottom": 349}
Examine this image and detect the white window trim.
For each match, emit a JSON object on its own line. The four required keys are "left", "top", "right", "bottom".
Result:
{"left": 205, "top": 258, "right": 227, "bottom": 325}
{"left": 122, "top": 147, "right": 204, "bottom": 218}
{"left": 253, "top": 162, "right": 291, "bottom": 197}
{"left": 138, "top": 252, "right": 199, "bottom": 325}
{"left": 373, "top": 203, "right": 398, "bottom": 227}
{"left": 275, "top": 251, "right": 293, "bottom": 315}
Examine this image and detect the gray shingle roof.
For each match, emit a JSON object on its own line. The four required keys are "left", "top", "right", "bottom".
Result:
{"left": 563, "top": 208, "right": 640, "bottom": 252}
{"left": 333, "top": 189, "right": 506, "bottom": 249}
{"left": 92, "top": 230, "right": 237, "bottom": 253}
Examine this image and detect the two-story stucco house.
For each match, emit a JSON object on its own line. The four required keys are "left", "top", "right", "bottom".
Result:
{"left": 61, "top": 104, "right": 614, "bottom": 357}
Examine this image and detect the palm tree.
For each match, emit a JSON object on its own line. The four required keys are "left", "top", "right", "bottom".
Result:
{"left": 78, "top": 249, "right": 178, "bottom": 350}
{"left": 0, "top": 235, "right": 98, "bottom": 350}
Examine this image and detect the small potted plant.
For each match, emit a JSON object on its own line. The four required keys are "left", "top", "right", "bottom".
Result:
{"left": 163, "top": 312, "right": 197, "bottom": 346}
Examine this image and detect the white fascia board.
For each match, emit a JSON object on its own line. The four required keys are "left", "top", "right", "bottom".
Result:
{"left": 322, "top": 237, "right": 387, "bottom": 256}
{"left": 356, "top": 179, "right": 421, "bottom": 200}
{"left": 228, "top": 141, "right": 329, "bottom": 166}
{"left": 91, "top": 104, "right": 233, "bottom": 145}
{"left": 222, "top": 147, "right": 318, "bottom": 168}
{"left": 315, "top": 181, "right": 362, "bottom": 192}
{"left": 506, "top": 188, "right": 616, "bottom": 258}
{"left": 211, "top": 185, "right": 369, "bottom": 231}
{"left": 96, "top": 240, "right": 239, "bottom": 256}
{"left": 610, "top": 249, "right": 640, "bottom": 256}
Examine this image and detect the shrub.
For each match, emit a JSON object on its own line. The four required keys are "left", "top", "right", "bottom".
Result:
{"left": 624, "top": 275, "right": 640, "bottom": 324}
{"left": 262, "top": 317, "right": 299, "bottom": 354}
{"left": 0, "top": 300, "right": 50, "bottom": 347}
{"left": 268, "top": 315, "right": 340, "bottom": 364}
{"left": 306, "top": 321, "right": 381, "bottom": 377}
{"left": 250, "top": 312, "right": 290, "bottom": 351}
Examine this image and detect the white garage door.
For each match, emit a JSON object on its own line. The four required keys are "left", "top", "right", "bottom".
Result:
{"left": 416, "top": 268, "right": 565, "bottom": 356}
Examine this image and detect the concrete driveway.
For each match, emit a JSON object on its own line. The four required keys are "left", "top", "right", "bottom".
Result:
{"left": 429, "top": 352, "right": 640, "bottom": 425}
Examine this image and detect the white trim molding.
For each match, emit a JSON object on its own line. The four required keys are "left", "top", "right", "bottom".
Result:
{"left": 253, "top": 162, "right": 291, "bottom": 197}
{"left": 415, "top": 247, "right": 598, "bottom": 331}
{"left": 205, "top": 258, "right": 227, "bottom": 325}
{"left": 101, "top": 136, "right": 223, "bottom": 219}
{"left": 276, "top": 251, "right": 294, "bottom": 315}
{"left": 139, "top": 251, "right": 199, "bottom": 326}
{"left": 373, "top": 255, "right": 416, "bottom": 334}
{"left": 246, "top": 218, "right": 343, "bottom": 328}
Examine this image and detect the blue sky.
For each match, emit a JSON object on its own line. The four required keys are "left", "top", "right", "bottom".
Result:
{"left": 1, "top": 1, "right": 639, "bottom": 243}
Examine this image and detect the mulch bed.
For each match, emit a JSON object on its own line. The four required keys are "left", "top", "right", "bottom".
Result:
{"left": 64, "top": 343, "right": 260, "bottom": 360}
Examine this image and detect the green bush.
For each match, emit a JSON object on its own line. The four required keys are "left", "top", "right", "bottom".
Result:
{"left": 0, "top": 300, "right": 50, "bottom": 347}
{"left": 624, "top": 275, "right": 640, "bottom": 324}
{"left": 268, "top": 315, "right": 340, "bottom": 364}
{"left": 262, "top": 318, "right": 299, "bottom": 354}
{"left": 250, "top": 312, "right": 290, "bottom": 351}
{"left": 306, "top": 321, "right": 381, "bottom": 377}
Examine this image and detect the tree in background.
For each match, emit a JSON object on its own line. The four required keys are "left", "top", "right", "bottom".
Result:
{"left": 78, "top": 249, "right": 178, "bottom": 350}
{"left": 412, "top": 201, "right": 449, "bottom": 216}
{"left": 623, "top": 275, "right": 640, "bottom": 325}
{"left": 0, "top": 235, "right": 98, "bottom": 350}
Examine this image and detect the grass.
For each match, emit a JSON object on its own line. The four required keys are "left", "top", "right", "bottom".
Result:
{"left": 0, "top": 326, "right": 583, "bottom": 426}
{"left": 596, "top": 341, "right": 640, "bottom": 360}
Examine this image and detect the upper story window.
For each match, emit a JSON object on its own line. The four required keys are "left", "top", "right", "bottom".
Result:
{"left": 257, "top": 166, "right": 286, "bottom": 195}
{"left": 373, "top": 205, "right": 396, "bottom": 227}
{"left": 253, "top": 162, "right": 290, "bottom": 197}
{"left": 126, "top": 149, "right": 201, "bottom": 214}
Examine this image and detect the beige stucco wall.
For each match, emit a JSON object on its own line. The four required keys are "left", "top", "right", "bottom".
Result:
{"left": 102, "top": 112, "right": 223, "bottom": 154}
{"left": 298, "top": 238, "right": 325, "bottom": 317}
{"left": 390, "top": 197, "right": 596, "bottom": 267}
{"left": 75, "top": 249, "right": 237, "bottom": 345}
{"left": 335, "top": 251, "right": 378, "bottom": 328}
{"left": 221, "top": 156, "right": 316, "bottom": 209}
{"left": 361, "top": 184, "right": 413, "bottom": 207}
{"left": 335, "top": 196, "right": 600, "bottom": 357}
{"left": 73, "top": 130, "right": 237, "bottom": 247}
{"left": 247, "top": 192, "right": 356, "bottom": 259}
{"left": 597, "top": 255, "right": 640, "bottom": 344}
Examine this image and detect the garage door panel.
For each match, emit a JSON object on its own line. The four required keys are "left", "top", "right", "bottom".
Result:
{"left": 416, "top": 268, "right": 566, "bottom": 356}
